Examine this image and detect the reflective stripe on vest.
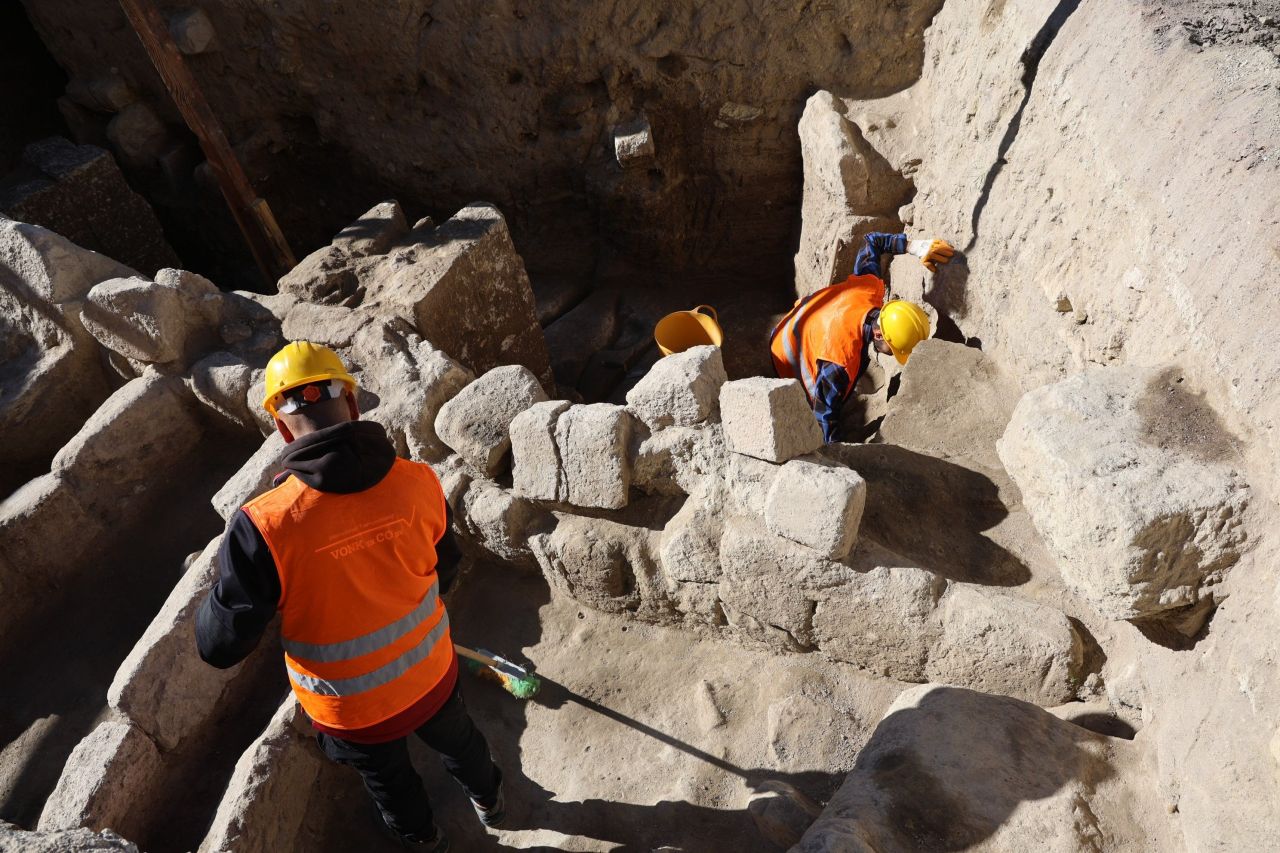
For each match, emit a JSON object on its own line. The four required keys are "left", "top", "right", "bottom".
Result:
{"left": 283, "top": 577, "right": 440, "bottom": 664}
{"left": 778, "top": 292, "right": 824, "bottom": 400}
{"left": 243, "top": 457, "right": 452, "bottom": 730}
{"left": 286, "top": 605, "right": 450, "bottom": 697}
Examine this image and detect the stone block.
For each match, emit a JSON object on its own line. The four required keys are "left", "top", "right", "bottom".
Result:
{"left": 625, "top": 345, "right": 727, "bottom": 430}
{"left": 0, "top": 824, "right": 140, "bottom": 851}
{"left": 813, "top": 566, "right": 946, "bottom": 681}
{"left": 52, "top": 374, "right": 201, "bottom": 506}
{"left": 718, "top": 519, "right": 855, "bottom": 650}
{"left": 0, "top": 215, "right": 136, "bottom": 305}
{"left": 38, "top": 720, "right": 161, "bottom": 839}
{"left": 531, "top": 516, "right": 646, "bottom": 614}
{"left": 510, "top": 400, "right": 571, "bottom": 500}
{"left": 332, "top": 199, "right": 408, "bottom": 257}
{"left": 458, "top": 478, "right": 554, "bottom": 567}
{"left": 927, "top": 585, "right": 1084, "bottom": 706}
{"left": 997, "top": 366, "right": 1250, "bottom": 624}
{"left": 555, "top": 403, "right": 633, "bottom": 509}
{"left": 631, "top": 423, "right": 727, "bottom": 497}
{"left": 793, "top": 686, "right": 1121, "bottom": 853}
{"left": 83, "top": 270, "right": 223, "bottom": 366}
{"left": 276, "top": 243, "right": 359, "bottom": 305}
{"left": 106, "top": 103, "right": 168, "bottom": 167}
{"left": 659, "top": 482, "right": 727, "bottom": 584}
{"left": 613, "top": 115, "right": 655, "bottom": 167}
{"left": 720, "top": 377, "right": 822, "bottom": 463}
{"left": 189, "top": 351, "right": 256, "bottom": 430}
{"left": 168, "top": 8, "right": 216, "bottom": 54}
{"left": 434, "top": 365, "right": 548, "bottom": 476}
{"left": 368, "top": 203, "right": 552, "bottom": 388}
{"left": 352, "top": 323, "right": 474, "bottom": 462}
{"left": 765, "top": 457, "right": 866, "bottom": 559}
{"left": 212, "top": 432, "right": 287, "bottom": 521}
{"left": 107, "top": 537, "right": 240, "bottom": 749}
{"left": 198, "top": 699, "right": 322, "bottom": 853}
{"left": 724, "top": 452, "right": 782, "bottom": 517}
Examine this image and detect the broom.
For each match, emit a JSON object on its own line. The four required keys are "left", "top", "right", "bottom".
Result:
{"left": 455, "top": 644, "right": 541, "bottom": 699}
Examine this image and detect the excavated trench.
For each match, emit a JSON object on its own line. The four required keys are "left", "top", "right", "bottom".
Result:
{"left": 3, "top": 0, "right": 1280, "bottom": 850}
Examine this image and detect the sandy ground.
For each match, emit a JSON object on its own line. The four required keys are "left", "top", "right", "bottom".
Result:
{"left": 301, "top": 560, "right": 907, "bottom": 852}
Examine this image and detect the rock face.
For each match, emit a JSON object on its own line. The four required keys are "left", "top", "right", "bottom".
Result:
{"left": 998, "top": 366, "right": 1250, "bottom": 627}
{"left": 38, "top": 721, "right": 160, "bottom": 840}
{"left": 0, "top": 824, "right": 141, "bottom": 852}
{"left": 794, "top": 685, "right": 1163, "bottom": 853}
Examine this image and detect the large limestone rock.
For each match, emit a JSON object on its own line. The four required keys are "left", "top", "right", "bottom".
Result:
{"left": 510, "top": 400, "right": 572, "bottom": 500}
{"left": 365, "top": 203, "right": 552, "bottom": 388}
{"left": 625, "top": 345, "right": 727, "bottom": 430}
{"left": 0, "top": 215, "right": 135, "bottom": 304}
{"left": 38, "top": 721, "right": 161, "bottom": 839}
{"left": 532, "top": 515, "right": 668, "bottom": 619}
{"left": 631, "top": 423, "right": 727, "bottom": 498}
{"left": 793, "top": 90, "right": 912, "bottom": 298}
{"left": 0, "top": 824, "right": 140, "bottom": 852}
{"left": 794, "top": 685, "right": 1161, "bottom": 853}
{"left": 198, "top": 699, "right": 323, "bottom": 853}
{"left": 434, "top": 365, "right": 548, "bottom": 476}
{"left": 998, "top": 366, "right": 1250, "bottom": 625}
{"left": 555, "top": 404, "right": 634, "bottom": 510}
{"left": 351, "top": 322, "right": 474, "bottom": 462}
{"left": 457, "top": 478, "right": 554, "bottom": 568}
{"left": 764, "top": 457, "right": 866, "bottom": 560}
{"left": 107, "top": 537, "right": 240, "bottom": 750}
{"left": 720, "top": 378, "right": 823, "bottom": 463}
{"left": 82, "top": 269, "right": 224, "bottom": 366}
{"left": 212, "top": 432, "right": 287, "bottom": 521}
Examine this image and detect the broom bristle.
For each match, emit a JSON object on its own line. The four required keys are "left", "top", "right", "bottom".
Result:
{"left": 463, "top": 655, "right": 540, "bottom": 699}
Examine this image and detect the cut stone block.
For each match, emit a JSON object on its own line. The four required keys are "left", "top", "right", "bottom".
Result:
{"left": 0, "top": 215, "right": 137, "bottom": 305}
{"left": 926, "top": 585, "right": 1084, "bottom": 706}
{"left": 434, "top": 365, "right": 548, "bottom": 476}
{"left": 108, "top": 536, "right": 241, "bottom": 750}
{"left": 659, "top": 482, "right": 727, "bottom": 584}
{"left": 765, "top": 457, "right": 866, "bottom": 559}
{"left": 813, "top": 566, "right": 946, "bottom": 681}
{"left": 510, "top": 400, "right": 571, "bottom": 500}
{"left": 52, "top": 374, "right": 201, "bottom": 506}
{"left": 625, "top": 345, "right": 727, "bottom": 430}
{"left": 631, "top": 424, "right": 727, "bottom": 497}
{"left": 198, "top": 699, "right": 322, "bottom": 853}
{"left": 720, "top": 377, "right": 822, "bottom": 463}
{"left": 997, "top": 366, "right": 1250, "bottom": 624}
{"left": 38, "top": 720, "right": 161, "bottom": 839}
{"left": 724, "top": 452, "right": 782, "bottom": 517}
{"left": 458, "top": 478, "right": 554, "bottom": 568}
{"left": 555, "top": 403, "right": 633, "bottom": 509}
{"left": 367, "top": 203, "right": 553, "bottom": 388}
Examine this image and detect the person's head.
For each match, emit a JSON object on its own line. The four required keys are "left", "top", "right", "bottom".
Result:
{"left": 262, "top": 341, "right": 359, "bottom": 442}
{"left": 874, "top": 300, "right": 931, "bottom": 365}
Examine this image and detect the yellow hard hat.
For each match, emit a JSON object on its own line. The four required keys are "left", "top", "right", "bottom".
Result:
{"left": 879, "top": 301, "right": 930, "bottom": 365}
{"left": 262, "top": 341, "right": 357, "bottom": 416}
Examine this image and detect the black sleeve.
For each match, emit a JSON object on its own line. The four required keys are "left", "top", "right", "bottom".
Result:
{"left": 436, "top": 502, "right": 463, "bottom": 596}
{"left": 196, "top": 510, "right": 282, "bottom": 669}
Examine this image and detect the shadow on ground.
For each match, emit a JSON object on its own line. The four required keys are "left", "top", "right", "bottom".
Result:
{"left": 824, "top": 443, "right": 1030, "bottom": 586}
{"left": 303, "top": 562, "right": 840, "bottom": 851}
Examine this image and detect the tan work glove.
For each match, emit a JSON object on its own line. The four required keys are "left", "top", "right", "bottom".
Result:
{"left": 908, "top": 238, "right": 955, "bottom": 273}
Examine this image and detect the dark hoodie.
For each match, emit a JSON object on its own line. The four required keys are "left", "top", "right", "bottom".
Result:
{"left": 195, "top": 420, "right": 462, "bottom": 669}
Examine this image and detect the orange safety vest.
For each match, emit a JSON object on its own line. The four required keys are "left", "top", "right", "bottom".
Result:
{"left": 243, "top": 458, "right": 453, "bottom": 731}
{"left": 770, "top": 273, "right": 885, "bottom": 403}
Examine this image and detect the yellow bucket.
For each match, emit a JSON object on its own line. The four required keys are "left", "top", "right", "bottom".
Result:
{"left": 655, "top": 305, "right": 723, "bottom": 356}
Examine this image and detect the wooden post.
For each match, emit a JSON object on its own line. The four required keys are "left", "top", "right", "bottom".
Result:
{"left": 117, "top": 0, "right": 296, "bottom": 283}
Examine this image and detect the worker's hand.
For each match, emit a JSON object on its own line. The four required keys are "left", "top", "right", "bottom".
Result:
{"left": 908, "top": 238, "right": 955, "bottom": 272}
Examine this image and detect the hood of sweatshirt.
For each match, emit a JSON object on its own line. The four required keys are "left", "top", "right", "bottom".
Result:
{"left": 279, "top": 420, "right": 397, "bottom": 493}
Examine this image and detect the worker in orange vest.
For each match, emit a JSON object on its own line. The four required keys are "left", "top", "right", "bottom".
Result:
{"left": 197, "top": 342, "right": 500, "bottom": 852}
{"left": 771, "top": 232, "right": 954, "bottom": 442}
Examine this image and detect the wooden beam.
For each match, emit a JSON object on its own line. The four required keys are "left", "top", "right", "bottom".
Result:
{"left": 117, "top": 0, "right": 296, "bottom": 283}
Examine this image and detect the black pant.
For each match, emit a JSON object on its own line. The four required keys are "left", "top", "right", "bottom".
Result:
{"left": 316, "top": 682, "right": 500, "bottom": 839}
